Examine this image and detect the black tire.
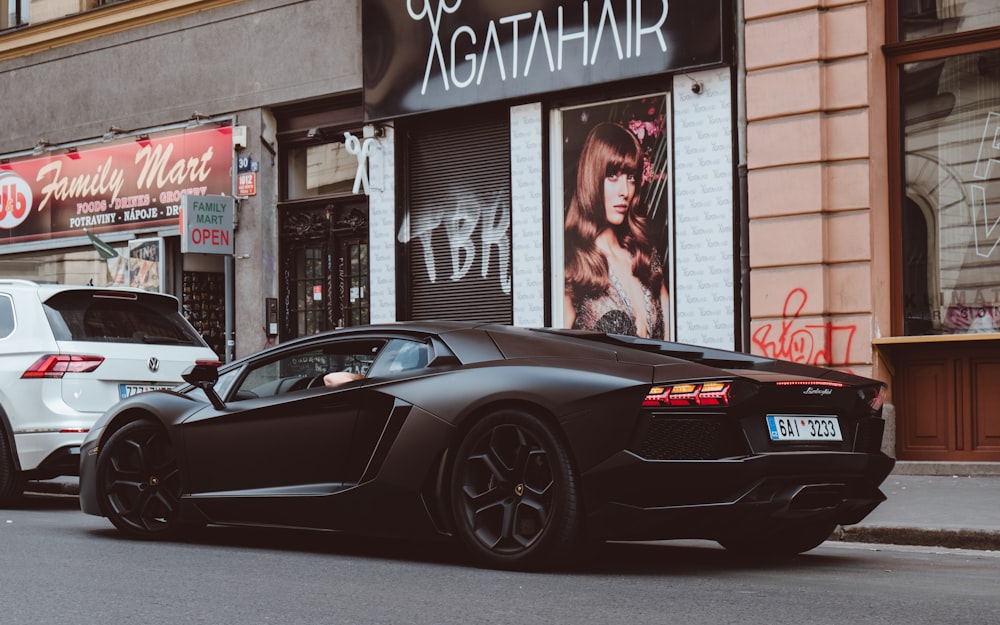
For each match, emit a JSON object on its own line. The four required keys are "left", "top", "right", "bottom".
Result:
{"left": 719, "top": 521, "right": 837, "bottom": 557}
{"left": 97, "top": 420, "right": 184, "bottom": 539}
{"left": 450, "top": 409, "right": 581, "bottom": 570}
{"left": 0, "top": 427, "right": 25, "bottom": 506}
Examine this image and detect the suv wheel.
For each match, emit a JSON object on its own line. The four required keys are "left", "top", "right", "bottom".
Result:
{"left": 0, "top": 428, "right": 25, "bottom": 506}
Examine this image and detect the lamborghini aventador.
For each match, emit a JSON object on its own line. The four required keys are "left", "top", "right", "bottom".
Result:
{"left": 79, "top": 322, "right": 895, "bottom": 569}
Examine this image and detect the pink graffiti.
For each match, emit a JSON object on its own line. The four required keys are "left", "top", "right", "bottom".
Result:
{"left": 751, "top": 288, "right": 857, "bottom": 368}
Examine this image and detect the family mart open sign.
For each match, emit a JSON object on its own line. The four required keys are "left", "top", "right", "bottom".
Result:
{"left": 181, "top": 194, "right": 234, "bottom": 254}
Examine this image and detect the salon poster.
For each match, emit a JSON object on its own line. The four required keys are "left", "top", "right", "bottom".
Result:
{"left": 557, "top": 94, "right": 672, "bottom": 339}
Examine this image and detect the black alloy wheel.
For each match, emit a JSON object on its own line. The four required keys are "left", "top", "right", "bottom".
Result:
{"left": 450, "top": 409, "right": 581, "bottom": 570}
{"left": 0, "top": 428, "right": 25, "bottom": 506}
{"left": 97, "top": 419, "right": 183, "bottom": 539}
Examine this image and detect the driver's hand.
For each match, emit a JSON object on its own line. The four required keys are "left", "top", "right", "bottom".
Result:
{"left": 323, "top": 371, "right": 364, "bottom": 387}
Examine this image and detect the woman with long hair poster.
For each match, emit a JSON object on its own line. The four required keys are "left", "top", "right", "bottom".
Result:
{"left": 563, "top": 98, "right": 670, "bottom": 339}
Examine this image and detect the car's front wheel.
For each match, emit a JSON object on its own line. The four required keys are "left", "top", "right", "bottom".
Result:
{"left": 97, "top": 419, "right": 183, "bottom": 539}
{"left": 449, "top": 409, "right": 581, "bottom": 570}
{"left": 0, "top": 427, "right": 25, "bottom": 506}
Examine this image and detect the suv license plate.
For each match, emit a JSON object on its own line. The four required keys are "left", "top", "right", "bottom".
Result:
{"left": 766, "top": 415, "right": 842, "bottom": 442}
{"left": 119, "top": 384, "right": 173, "bottom": 399}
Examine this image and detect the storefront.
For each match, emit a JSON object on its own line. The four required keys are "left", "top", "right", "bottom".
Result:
{"left": 363, "top": 0, "right": 740, "bottom": 347}
{"left": 274, "top": 95, "right": 372, "bottom": 341}
{"left": 0, "top": 0, "right": 365, "bottom": 360}
{"left": 0, "top": 122, "right": 236, "bottom": 356}
{"left": 880, "top": 1, "right": 1000, "bottom": 461}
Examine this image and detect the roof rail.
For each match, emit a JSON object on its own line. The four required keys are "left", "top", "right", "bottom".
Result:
{"left": 0, "top": 279, "right": 40, "bottom": 286}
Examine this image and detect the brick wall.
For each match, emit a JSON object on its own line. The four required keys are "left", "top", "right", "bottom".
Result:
{"left": 743, "top": 0, "right": 886, "bottom": 377}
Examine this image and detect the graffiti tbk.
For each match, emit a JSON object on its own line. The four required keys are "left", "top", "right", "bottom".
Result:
{"left": 398, "top": 191, "right": 512, "bottom": 294}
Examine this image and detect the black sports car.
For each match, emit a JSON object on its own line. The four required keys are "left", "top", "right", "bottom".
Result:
{"left": 80, "top": 322, "right": 894, "bottom": 569}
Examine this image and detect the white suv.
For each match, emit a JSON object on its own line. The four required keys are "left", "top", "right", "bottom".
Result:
{"left": 0, "top": 279, "right": 218, "bottom": 504}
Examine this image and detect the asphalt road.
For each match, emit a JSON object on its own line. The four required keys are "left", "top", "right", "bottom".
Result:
{"left": 3, "top": 492, "right": 998, "bottom": 625}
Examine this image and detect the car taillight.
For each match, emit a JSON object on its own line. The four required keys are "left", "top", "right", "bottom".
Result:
{"left": 774, "top": 380, "right": 845, "bottom": 388}
{"left": 21, "top": 354, "right": 105, "bottom": 379}
{"left": 643, "top": 381, "right": 732, "bottom": 407}
{"left": 861, "top": 384, "right": 885, "bottom": 413}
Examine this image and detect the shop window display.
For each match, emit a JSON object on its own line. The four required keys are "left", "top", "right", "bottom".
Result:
{"left": 898, "top": 0, "right": 1000, "bottom": 42}
{"left": 183, "top": 271, "right": 225, "bottom": 356}
{"left": 901, "top": 48, "right": 1000, "bottom": 335}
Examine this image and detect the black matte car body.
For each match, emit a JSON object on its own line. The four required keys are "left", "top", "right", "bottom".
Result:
{"left": 79, "top": 322, "right": 894, "bottom": 569}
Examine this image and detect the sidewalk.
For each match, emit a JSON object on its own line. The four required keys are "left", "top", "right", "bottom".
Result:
{"left": 833, "top": 463, "right": 1000, "bottom": 551}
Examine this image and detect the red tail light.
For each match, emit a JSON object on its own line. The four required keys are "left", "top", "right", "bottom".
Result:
{"left": 863, "top": 385, "right": 885, "bottom": 413}
{"left": 870, "top": 387, "right": 885, "bottom": 411}
{"left": 22, "top": 354, "right": 105, "bottom": 379}
{"left": 644, "top": 381, "right": 732, "bottom": 407}
{"left": 775, "top": 380, "right": 845, "bottom": 388}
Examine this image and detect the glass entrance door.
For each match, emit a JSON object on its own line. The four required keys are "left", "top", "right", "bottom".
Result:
{"left": 340, "top": 236, "right": 370, "bottom": 328}
{"left": 280, "top": 203, "right": 369, "bottom": 340}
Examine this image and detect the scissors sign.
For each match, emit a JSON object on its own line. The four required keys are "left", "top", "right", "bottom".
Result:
{"left": 407, "top": 0, "right": 462, "bottom": 94}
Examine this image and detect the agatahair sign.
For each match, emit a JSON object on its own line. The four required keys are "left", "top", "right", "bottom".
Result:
{"left": 363, "top": 0, "right": 731, "bottom": 120}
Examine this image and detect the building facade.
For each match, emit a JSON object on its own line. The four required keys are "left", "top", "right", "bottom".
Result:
{"left": 2, "top": 0, "right": 998, "bottom": 465}
{"left": 746, "top": 0, "right": 1000, "bottom": 464}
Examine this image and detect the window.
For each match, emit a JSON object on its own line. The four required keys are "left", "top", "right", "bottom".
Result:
{"left": 286, "top": 140, "right": 359, "bottom": 199}
{"left": 1, "top": 0, "right": 27, "bottom": 29}
{"left": 0, "top": 294, "right": 14, "bottom": 338}
{"left": 890, "top": 3, "right": 1000, "bottom": 335}
{"left": 230, "top": 340, "right": 385, "bottom": 400}
{"left": 366, "top": 339, "right": 430, "bottom": 378}
{"left": 43, "top": 290, "right": 207, "bottom": 346}
{"left": 900, "top": 50, "right": 1000, "bottom": 334}
{"left": 898, "top": 0, "right": 1000, "bottom": 41}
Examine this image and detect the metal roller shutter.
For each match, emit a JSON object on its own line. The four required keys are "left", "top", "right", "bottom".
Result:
{"left": 405, "top": 112, "right": 512, "bottom": 322}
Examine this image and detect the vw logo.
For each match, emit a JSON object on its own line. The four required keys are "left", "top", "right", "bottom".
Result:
{"left": 147, "top": 357, "right": 160, "bottom": 373}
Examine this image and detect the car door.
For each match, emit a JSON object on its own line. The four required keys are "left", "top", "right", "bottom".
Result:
{"left": 177, "top": 338, "right": 385, "bottom": 526}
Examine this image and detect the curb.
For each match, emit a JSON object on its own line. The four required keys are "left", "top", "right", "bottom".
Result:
{"left": 834, "top": 525, "right": 1000, "bottom": 552}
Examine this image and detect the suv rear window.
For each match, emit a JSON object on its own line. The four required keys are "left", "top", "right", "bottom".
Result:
{"left": 0, "top": 294, "right": 13, "bottom": 339}
{"left": 43, "top": 290, "right": 208, "bottom": 347}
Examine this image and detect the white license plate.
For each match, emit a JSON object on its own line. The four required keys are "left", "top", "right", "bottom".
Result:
{"left": 766, "top": 415, "right": 842, "bottom": 442}
{"left": 119, "top": 383, "right": 173, "bottom": 399}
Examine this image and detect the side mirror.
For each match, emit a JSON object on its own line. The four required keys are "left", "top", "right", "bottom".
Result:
{"left": 182, "top": 361, "right": 225, "bottom": 410}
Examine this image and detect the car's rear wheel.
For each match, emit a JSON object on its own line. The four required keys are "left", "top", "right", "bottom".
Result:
{"left": 0, "top": 428, "right": 25, "bottom": 506}
{"left": 97, "top": 419, "right": 183, "bottom": 539}
{"left": 719, "top": 521, "right": 838, "bottom": 556}
{"left": 450, "top": 409, "right": 581, "bottom": 570}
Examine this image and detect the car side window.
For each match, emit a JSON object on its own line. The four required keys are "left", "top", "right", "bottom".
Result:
{"left": 0, "top": 294, "right": 14, "bottom": 339}
{"left": 367, "top": 339, "right": 430, "bottom": 378}
{"left": 230, "top": 339, "right": 386, "bottom": 400}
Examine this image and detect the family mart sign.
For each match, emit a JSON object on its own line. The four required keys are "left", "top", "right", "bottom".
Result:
{"left": 181, "top": 194, "right": 233, "bottom": 254}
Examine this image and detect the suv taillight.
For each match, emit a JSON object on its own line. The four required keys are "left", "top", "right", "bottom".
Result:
{"left": 22, "top": 354, "right": 105, "bottom": 379}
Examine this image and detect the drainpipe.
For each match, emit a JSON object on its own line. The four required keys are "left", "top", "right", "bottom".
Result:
{"left": 735, "top": 0, "right": 751, "bottom": 353}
